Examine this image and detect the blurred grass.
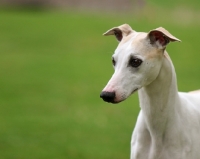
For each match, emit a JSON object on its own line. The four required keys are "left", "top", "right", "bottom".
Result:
{"left": 0, "top": 3, "right": 200, "bottom": 159}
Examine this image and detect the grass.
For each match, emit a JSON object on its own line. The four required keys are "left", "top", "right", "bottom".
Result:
{"left": 0, "top": 4, "right": 200, "bottom": 159}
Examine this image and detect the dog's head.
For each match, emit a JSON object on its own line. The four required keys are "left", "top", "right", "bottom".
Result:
{"left": 100, "top": 24, "right": 180, "bottom": 103}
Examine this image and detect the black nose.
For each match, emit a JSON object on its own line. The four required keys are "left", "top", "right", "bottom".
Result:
{"left": 100, "top": 91, "right": 115, "bottom": 103}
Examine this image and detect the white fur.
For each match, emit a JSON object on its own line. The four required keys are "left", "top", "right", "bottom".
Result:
{"left": 101, "top": 25, "right": 200, "bottom": 159}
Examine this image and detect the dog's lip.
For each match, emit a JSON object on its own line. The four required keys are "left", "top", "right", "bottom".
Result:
{"left": 106, "top": 88, "right": 139, "bottom": 104}
{"left": 113, "top": 89, "right": 138, "bottom": 104}
{"left": 111, "top": 98, "right": 125, "bottom": 104}
{"left": 131, "top": 88, "right": 139, "bottom": 94}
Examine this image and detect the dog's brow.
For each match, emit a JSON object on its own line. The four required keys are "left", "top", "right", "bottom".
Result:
{"left": 129, "top": 54, "right": 143, "bottom": 60}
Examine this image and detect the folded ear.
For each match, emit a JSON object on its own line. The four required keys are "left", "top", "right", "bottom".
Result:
{"left": 148, "top": 27, "right": 181, "bottom": 49}
{"left": 103, "top": 24, "right": 134, "bottom": 42}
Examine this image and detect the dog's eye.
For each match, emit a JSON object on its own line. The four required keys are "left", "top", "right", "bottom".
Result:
{"left": 129, "top": 58, "right": 142, "bottom": 67}
{"left": 112, "top": 58, "right": 116, "bottom": 66}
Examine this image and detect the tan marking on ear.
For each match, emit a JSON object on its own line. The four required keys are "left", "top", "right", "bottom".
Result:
{"left": 103, "top": 24, "right": 133, "bottom": 36}
{"left": 103, "top": 24, "right": 134, "bottom": 42}
{"left": 154, "top": 27, "right": 181, "bottom": 42}
{"left": 155, "top": 27, "right": 181, "bottom": 42}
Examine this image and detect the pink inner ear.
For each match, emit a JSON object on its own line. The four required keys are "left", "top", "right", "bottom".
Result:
{"left": 114, "top": 30, "right": 123, "bottom": 41}
{"left": 153, "top": 32, "right": 166, "bottom": 46}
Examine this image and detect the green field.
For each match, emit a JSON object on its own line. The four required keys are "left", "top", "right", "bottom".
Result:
{"left": 0, "top": 2, "right": 200, "bottom": 159}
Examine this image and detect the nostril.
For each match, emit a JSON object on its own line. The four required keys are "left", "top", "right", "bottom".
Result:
{"left": 100, "top": 91, "right": 116, "bottom": 103}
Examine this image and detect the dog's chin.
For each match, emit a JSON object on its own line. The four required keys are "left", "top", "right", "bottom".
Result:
{"left": 112, "top": 89, "right": 139, "bottom": 104}
{"left": 111, "top": 99, "right": 126, "bottom": 104}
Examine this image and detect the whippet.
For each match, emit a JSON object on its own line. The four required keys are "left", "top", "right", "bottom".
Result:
{"left": 100, "top": 24, "right": 200, "bottom": 159}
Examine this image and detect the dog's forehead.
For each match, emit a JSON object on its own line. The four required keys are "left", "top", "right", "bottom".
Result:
{"left": 114, "top": 32, "right": 148, "bottom": 57}
{"left": 125, "top": 32, "right": 147, "bottom": 44}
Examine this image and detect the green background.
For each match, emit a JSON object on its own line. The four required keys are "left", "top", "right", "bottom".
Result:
{"left": 0, "top": 1, "right": 200, "bottom": 158}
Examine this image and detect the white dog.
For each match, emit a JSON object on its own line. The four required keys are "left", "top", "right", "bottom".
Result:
{"left": 100, "top": 24, "right": 200, "bottom": 159}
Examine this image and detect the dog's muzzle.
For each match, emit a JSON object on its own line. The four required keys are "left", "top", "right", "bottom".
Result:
{"left": 100, "top": 91, "right": 116, "bottom": 103}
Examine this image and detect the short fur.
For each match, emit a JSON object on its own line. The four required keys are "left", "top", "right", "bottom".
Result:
{"left": 100, "top": 24, "right": 200, "bottom": 159}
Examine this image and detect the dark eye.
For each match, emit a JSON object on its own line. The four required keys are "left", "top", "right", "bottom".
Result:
{"left": 112, "top": 58, "right": 116, "bottom": 66}
{"left": 129, "top": 58, "right": 142, "bottom": 67}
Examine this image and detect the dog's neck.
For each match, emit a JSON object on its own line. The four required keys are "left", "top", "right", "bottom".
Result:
{"left": 138, "top": 52, "right": 179, "bottom": 145}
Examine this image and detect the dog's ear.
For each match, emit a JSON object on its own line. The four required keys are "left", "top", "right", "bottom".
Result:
{"left": 103, "top": 24, "right": 134, "bottom": 42}
{"left": 147, "top": 27, "right": 181, "bottom": 49}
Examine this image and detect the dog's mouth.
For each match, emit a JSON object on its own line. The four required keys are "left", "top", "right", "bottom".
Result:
{"left": 112, "top": 88, "right": 139, "bottom": 104}
{"left": 100, "top": 88, "right": 140, "bottom": 104}
{"left": 131, "top": 88, "right": 139, "bottom": 94}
